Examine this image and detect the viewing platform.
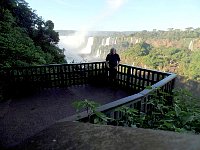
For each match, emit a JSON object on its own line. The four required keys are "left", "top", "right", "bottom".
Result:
{"left": 0, "top": 61, "right": 177, "bottom": 149}
{"left": 0, "top": 85, "right": 130, "bottom": 148}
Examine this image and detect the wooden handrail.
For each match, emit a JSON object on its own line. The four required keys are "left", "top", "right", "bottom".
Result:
{"left": 53, "top": 62, "right": 176, "bottom": 122}
{"left": 60, "top": 73, "right": 176, "bottom": 122}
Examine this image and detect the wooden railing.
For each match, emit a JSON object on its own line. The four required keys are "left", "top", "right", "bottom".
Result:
{"left": 0, "top": 62, "right": 176, "bottom": 121}
{"left": 63, "top": 74, "right": 176, "bottom": 122}
{"left": 0, "top": 62, "right": 107, "bottom": 98}
{"left": 117, "top": 64, "right": 171, "bottom": 92}
{"left": 57, "top": 62, "right": 176, "bottom": 123}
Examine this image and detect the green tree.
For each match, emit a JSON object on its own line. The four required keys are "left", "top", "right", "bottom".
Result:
{"left": 0, "top": 9, "right": 46, "bottom": 68}
{"left": 0, "top": 0, "right": 65, "bottom": 68}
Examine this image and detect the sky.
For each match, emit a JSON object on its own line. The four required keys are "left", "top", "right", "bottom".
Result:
{"left": 26, "top": 0, "right": 200, "bottom": 31}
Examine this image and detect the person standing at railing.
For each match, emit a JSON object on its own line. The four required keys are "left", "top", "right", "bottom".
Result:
{"left": 106, "top": 48, "right": 120, "bottom": 84}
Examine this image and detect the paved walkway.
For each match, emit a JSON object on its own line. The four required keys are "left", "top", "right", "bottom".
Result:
{"left": 0, "top": 85, "right": 131, "bottom": 149}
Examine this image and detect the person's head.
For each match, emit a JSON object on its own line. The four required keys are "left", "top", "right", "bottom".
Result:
{"left": 110, "top": 48, "right": 116, "bottom": 54}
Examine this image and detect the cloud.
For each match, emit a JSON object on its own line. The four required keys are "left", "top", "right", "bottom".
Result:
{"left": 106, "top": 0, "right": 126, "bottom": 10}
{"left": 86, "top": 0, "right": 127, "bottom": 30}
{"left": 58, "top": 0, "right": 127, "bottom": 55}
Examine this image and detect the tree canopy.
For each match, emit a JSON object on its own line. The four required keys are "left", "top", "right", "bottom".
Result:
{"left": 0, "top": 0, "right": 65, "bottom": 68}
{"left": 121, "top": 42, "right": 200, "bottom": 81}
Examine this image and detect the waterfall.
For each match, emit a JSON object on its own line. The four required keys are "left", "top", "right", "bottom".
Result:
{"left": 101, "top": 38, "right": 105, "bottom": 46}
{"left": 135, "top": 38, "right": 141, "bottom": 44}
{"left": 95, "top": 48, "right": 100, "bottom": 58}
{"left": 63, "top": 49, "right": 85, "bottom": 63}
{"left": 80, "top": 37, "right": 94, "bottom": 54}
{"left": 105, "top": 37, "right": 110, "bottom": 46}
{"left": 114, "top": 37, "right": 117, "bottom": 44}
{"left": 188, "top": 40, "right": 194, "bottom": 51}
{"left": 58, "top": 35, "right": 86, "bottom": 63}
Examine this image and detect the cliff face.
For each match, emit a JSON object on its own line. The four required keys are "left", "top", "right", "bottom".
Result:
{"left": 89, "top": 36, "right": 200, "bottom": 59}
{"left": 145, "top": 38, "right": 200, "bottom": 51}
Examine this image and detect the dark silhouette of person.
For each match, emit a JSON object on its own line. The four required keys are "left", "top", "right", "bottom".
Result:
{"left": 106, "top": 48, "right": 120, "bottom": 84}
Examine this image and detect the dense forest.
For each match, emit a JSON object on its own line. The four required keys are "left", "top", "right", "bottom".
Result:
{"left": 0, "top": 0, "right": 66, "bottom": 68}
{"left": 120, "top": 42, "right": 200, "bottom": 81}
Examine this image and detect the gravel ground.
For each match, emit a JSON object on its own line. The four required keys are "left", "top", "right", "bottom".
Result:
{"left": 0, "top": 85, "right": 130, "bottom": 149}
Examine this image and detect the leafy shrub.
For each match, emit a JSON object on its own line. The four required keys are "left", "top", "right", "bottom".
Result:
{"left": 72, "top": 88, "right": 200, "bottom": 134}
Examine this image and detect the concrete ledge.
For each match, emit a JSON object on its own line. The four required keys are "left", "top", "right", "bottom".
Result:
{"left": 10, "top": 121, "right": 200, "bottom": 150}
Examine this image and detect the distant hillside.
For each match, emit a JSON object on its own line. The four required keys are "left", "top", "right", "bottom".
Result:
{"left": 56, "top": 30, "right": 135, "bottom": 36}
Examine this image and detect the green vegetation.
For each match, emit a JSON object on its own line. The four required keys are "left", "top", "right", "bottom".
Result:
{"left": 0, "top": 0, "right": 65, "bottom": 68}
{"left": 120, "top": 41, "right": 200, "bottom": 81}
{"left": 114, "top": 89, "right": 200, "bottom": 133}
{"left": 130, "top": 28, "right": 200, "bottom": 40}
{"left": 72, "top": 99, "right": 110, "bottom": 124}
{"left": 73, "top": 89, "right": 200, "bottom": 134}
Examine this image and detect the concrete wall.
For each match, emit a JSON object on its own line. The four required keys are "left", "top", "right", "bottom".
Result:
{"left": 12, "top": 121, "right": 200, "bottom": 150}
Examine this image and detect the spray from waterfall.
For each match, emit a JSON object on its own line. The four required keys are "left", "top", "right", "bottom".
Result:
{"left": 188, "top": 40, "right": 194, "bottom": 51}
{"left": 59, "top": 0, "right": 127, "bottom": 62}
{"left": 59, "top": 30, "right": 88, "bottom": 51}
{"left": 105, "top": 37, "right": 110, "bottom": 46}
{"left": 80, "top": 37, "right": 94, "bottom": 54}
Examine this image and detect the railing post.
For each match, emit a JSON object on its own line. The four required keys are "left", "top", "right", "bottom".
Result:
{"left": 126, "top": 67, "right": 131, "bottom": 89}
{"left": 102, "top": 62, "right": 109, "bottom": 83}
